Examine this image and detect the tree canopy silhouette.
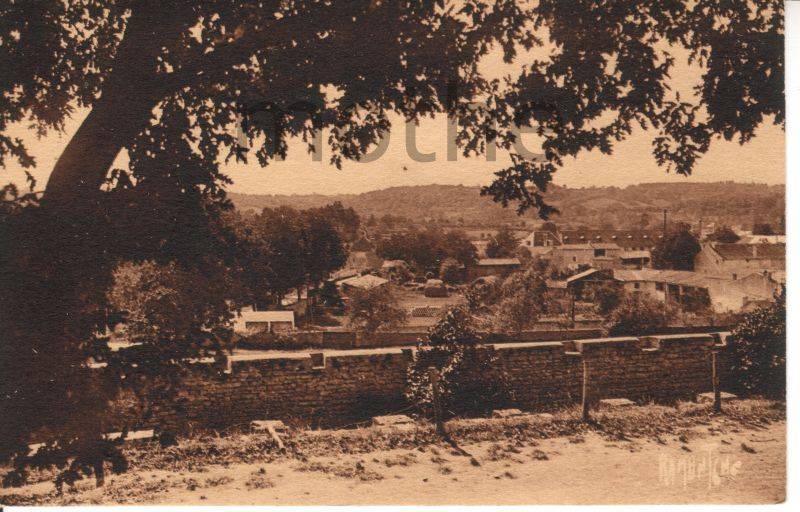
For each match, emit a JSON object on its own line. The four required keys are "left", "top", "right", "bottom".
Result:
{"left": 0, "top": 1, "right": 783, "bottom": 212}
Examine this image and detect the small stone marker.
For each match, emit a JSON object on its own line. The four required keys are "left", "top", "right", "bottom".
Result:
{"left": 372, "top": 414, "right": 415, "bottom": 428}
{"left": 105, "top": 429, "right": 155, "bottom": 442}
{"left": 251, "top": 420, "right": 287, "bottom": 451}
{"left": 491, "top": 408, "right": 526, "bottom": 418}
{"left": 599, "top": 398, "right": 636, "bottom": 408}
{"left": 697, "top": 391, "right": 738, "bottom": 403}
{"left": 251, "top": 420, "right": 287, "bottom": 432}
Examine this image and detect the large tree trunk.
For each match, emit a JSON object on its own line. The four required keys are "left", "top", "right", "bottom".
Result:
{"left": 42, "top": 6, "right": 179, "bottom": 207}
{"left": 43, "top": 92, "right": 157, "bottom": 206}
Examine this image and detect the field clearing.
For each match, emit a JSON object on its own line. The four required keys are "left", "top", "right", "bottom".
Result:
{"left": 1, "top": 400, "right": 785, "bottom": 506}
{"left": 393, "top": 286, "right": 466, "bottom": 329}
{"left": 325, "top": 286, "right": 466, "bottom": 331}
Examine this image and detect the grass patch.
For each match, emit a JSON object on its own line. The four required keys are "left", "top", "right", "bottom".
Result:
{"left": 204, "top": 475, "right": 233, "bottom": 488}
{"left": 245, "top": 469, "right": 274, "bottom": 490}
{"left": 382, "top": 453, "right": 418, "bottom": 467}
{"left": 296, "top": 460, "right": 384, "bottom": 481}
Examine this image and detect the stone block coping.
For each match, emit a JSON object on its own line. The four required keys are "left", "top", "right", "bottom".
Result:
{"left": 599, "top": 398, "right": 636, "bottom": 408}
{"left": 697, "top": 391, "right": 738, "bottom": 403}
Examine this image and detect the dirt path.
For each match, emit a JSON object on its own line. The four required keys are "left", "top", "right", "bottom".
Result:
{"left": 2, "top": 419, "right": 784, "bottom": 505}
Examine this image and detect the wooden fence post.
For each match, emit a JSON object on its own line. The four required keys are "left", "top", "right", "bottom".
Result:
{"left": 428, "top": 367, "right": 446, "bottom": 436}
{"left": 581, "top": 357, "right": 591, "bottom": 422}
{"left": 712, "top": 350, "right": 722, "bottom": 413}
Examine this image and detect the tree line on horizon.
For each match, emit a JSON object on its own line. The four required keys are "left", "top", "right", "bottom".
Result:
{"left": 228, "top": 181, "right": 785, "bottom": 232}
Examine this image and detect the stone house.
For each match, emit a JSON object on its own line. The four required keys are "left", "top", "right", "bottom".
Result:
{"left": 694, "top": 242, "right": 785, "bottom": 280}
{"left": 565, "top": 268, "right": 777, "bottom": 313}
{"left": 337, "top": 274, "right": 389, "bottom": 295}
{"left": 233, "top": 309, "right": 295, "bottom": 335}
{"left": 467, "top": 258, "right": 522, "bottom": 280}
{"left": 522, "top": 228, "right": 662, "bottom": 251}
{"left": 546, "top": 243, "right": 618, "bottom": 271}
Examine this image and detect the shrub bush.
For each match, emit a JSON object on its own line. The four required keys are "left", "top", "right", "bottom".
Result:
{"left": 728, "top": 288, "right": 785, "bottom": 399}
{"left": 490, "top": 269, "right": 549, "bottom": 334}
{"left": 438, "top": 258, "right": 463, "bottom": 284}
{"left": 405, "top": 307, "right": 513, "bottom": 419}
{"left": 346, "top": 286, "right": 407, "bottom": 335}
{"left": 605, "top": 291, "right": 677, "bottom": 336}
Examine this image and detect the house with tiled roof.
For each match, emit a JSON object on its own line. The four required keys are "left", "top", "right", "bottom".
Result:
{"left": 336, "top": 274, "right": 389, "bottom": 294}
{"left": 522, "top": 227, "right": 660, "bottom": 270}
{"left": 546, "top": 243, "right": 621, "bottom": 271}
{"left": 233, "top": 309, "right": 295, "bottom": 334}
{"left": 694, "top": 242, "right": 785, "bottom": 280}
{"left": 522, "top": 228, "right": 663, "bottom": 251}
{"left": 563, "top": 267, "right": 779, "bottom": 313}
{"left": 543, "top": 241, "right": 652, "bottom": 272}
{"left": 739, "top": 234, "right": 786, "bottom": 244}
{"left": 467, "top": 258, "right": 521, "bottom": 279}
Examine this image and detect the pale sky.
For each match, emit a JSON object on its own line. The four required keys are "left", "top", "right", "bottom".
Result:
{"left": 2, "top": 109, "right": 784, "bottom": 196}
{"left": 1, "top": 33, "right": 785, "bottom": 196}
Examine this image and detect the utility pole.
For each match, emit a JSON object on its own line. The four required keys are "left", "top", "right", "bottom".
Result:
{"left": 662, "top": 209, "right": 668, "bottom": 235}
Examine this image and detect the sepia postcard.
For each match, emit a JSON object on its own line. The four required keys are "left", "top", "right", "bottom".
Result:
{"left": 0, "top": 0, "right": 789, "bottom": 507}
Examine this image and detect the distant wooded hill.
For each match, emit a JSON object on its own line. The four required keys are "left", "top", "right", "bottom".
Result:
{"left": 229, "top": 182, "right": 784, "bottom": 231}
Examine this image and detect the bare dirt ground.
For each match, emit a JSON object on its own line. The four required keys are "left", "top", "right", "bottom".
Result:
{"left": 1, "top": 401, "right": 785, "bottom": 505}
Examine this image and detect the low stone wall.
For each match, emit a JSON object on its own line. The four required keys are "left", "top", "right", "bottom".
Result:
{"left": 240, "top": 325, "right": 727, "bottom": 351}
{"left": 117, "top": 333, "right": 728, "bottom": 431}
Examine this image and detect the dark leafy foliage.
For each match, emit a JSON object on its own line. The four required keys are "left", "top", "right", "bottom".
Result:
{"left": 233, "top": 206, "right": 347, "bottom": 308}
{"left": 108, "top": 261, "right": 237, "bottom": 359}
{"left": 318, "top": 281, "right": 344, "bottom": 308}
{"left": 485, "top": 226, "right": 520, "bottom": 258}
{"left": 309, "top": 202, "right": 361, "bottom": 243}
{"left": 680, "top": 287, "right": 712, "bottom": 314}
{"left": 0, "top": 197, "right": 118, "bottom": 486}
{"left": 439, "top": 258, "right": 464, "bottom": 284}
{"left": 484, "top": 0, "right": 783, "bottom": 214}
{"left": 728, "top": 288, "right": 785, "bottom": 399}
{"left": 464, "top": 276, "right": 502, "bottom": 315}
{"left": 652, "top": 222, "right": 701, "bottom": 271}
{"left": 346, "top": 286, "right": 407, "bottom": 336}
{"left": 0, "top": 179, "right": 247, "bottom": 487}
{"left": 3, "top": 435, "right": 129, "bottom": 491}
{"left": 464, "top": 267, "right": 549, "bottom": 332}
{"left": 585, "top": 281, "right": 626, "bottom": 317}
{"left": 491, "top": 268, "right": 549, "bottom": 333}
{"left": 752, "top": 222, "right": 776, "bottom": 236}
{"left": 375, "top": 227, "right": 477, "bottom": 274}
{"left": 705, "top": 226, "right": 740, "bottom": 243}
{"left": 605, "top": 291, "right": 678, "bottom": 337}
